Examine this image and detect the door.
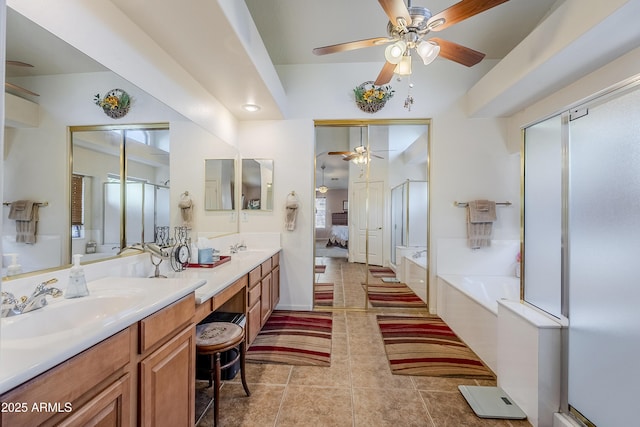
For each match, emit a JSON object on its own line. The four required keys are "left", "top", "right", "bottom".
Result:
{"left": 566, "top": 85, "right": 640, "bottom": 426}
{"left": 352, "top": 180, "right": 383, "bottom": 265}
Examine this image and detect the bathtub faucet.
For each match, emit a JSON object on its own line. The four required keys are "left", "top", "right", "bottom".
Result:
{"left": 412, "top": 249, "right": 427, "bottom": 259}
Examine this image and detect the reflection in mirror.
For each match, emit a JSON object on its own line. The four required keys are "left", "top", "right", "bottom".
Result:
{"left": 241, "top": 159, "right": 273, "bottom": 210}
{"left": 71, "top": 125, "right": 170, "bottom": 261}
{"left": 204, "top": 159, "right": 235, "bottom": 211}
{"left": 2, "top": 6, "right": 240, "bottom": 279}
{"left": 313, "top": 120, "right": 430, "bottom": 310}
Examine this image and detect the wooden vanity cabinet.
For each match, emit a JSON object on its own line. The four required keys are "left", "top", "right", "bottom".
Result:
{"left": 246, "top": 252, "right": 281, "bottom": 346}
{"left": 0, "top": 328, "right": 133, "bottom": 427}
{"left": 247, "top": 265, "right": 263, "bottom": 345}
{"left": 137, "top": 294, "right": 195, "bottom": 427}
{"left": 0, "top": 293, "right": 196, "bottom": 427}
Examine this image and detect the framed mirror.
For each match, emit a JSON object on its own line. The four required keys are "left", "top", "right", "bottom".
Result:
{"left": 71, "top": 124, "right": 170, "bottom": 260}
{"left": 241, "top": 159, "right": 273, "bottom": 211}
{"left": 204, "top": 159, "right": 235, "bottom": 211}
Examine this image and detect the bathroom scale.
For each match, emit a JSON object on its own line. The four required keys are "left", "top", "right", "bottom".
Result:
{"left": 458, "top": 386, "right": 527, "bottom": 420}
{"left": 381, "top": 277, "right": 400, "bottom": 283}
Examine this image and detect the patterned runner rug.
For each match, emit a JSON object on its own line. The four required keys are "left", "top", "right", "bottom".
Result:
{"left": 247, "top": 311, "right": 332, "bottom": 366}
{"left": 314, "top": 283, "right": 334, "bottom": 307}
{"left": 366, "top": 282, "right": 427, "bottom": 308}
{"left": 368, "top": 266, "right": 396, "bottom": 277}
{"left": 315, "top": 265, "right": 326, "bottom": 273}
{"left": 376, "top": 315, "right": 495, "bottom": 379}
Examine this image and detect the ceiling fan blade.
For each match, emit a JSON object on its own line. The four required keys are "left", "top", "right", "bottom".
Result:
{"left": 430, "top": 38, "right": 485, "bottom": 67}
{"left": 378, "top": 0, "right": 412, "bottom": 27}
{"left": 6, "top": 60, "right": 34, "bottom": 68}
{"left": 5, "top": 82, "right": 40, "bottom": 97}
{"left": 371, "top": 154, "right": 385, "bottom": 159}
{"left": 374, "top": 61, "right": 396, "bottom": 85}
{"left": 313, "top": 37, "right": 392, "bottom": 56}
{"left": 343, "top": 154, "right": 358, "bottom": 161}
{"left": 427, "top": 0, "right": 509, "bottom": 32}
{"left": 328, "top": 151, "right": 355, "bottom": 156}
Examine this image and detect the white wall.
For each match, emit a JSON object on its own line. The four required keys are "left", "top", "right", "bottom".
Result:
{"left": 238, "top": 120, "right": 314, "bottom": 310}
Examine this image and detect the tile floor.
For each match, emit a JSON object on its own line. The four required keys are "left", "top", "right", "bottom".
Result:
{"left": 195, "top": 257, "right": 532, "bottom": 427}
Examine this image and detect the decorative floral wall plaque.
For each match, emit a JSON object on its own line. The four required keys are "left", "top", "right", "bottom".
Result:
{"left": 353, "top": 81, "right": 394, "bottom": 113}
{"left": 94, "top": 88, "right": 131, "bottom": 119}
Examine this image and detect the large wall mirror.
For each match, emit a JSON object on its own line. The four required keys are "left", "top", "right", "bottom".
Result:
{"left": 204, "top": 159, "right": 235, "bottom": 211}
{"left": 241, "top": 159, "right": 273, "bottom": 210}
{"left": 313, "top": 120, "right": 430, "bottom": 310}
{"left": 71, "top": 124, "right": 170, "bottom": 260}
{"left": 2, "top": 7, "right": 239, "bottom": 279}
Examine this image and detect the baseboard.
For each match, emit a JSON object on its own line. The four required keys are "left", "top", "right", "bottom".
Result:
{"left": 553, "top": 412, "right": 583, "bottom": 427}
{"left": 274, "top": 304, "right": 313, "bottom": 311}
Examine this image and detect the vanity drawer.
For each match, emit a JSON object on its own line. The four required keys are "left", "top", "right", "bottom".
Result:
{"left": 139, "top": 293, "right": 195, "bottom": 354}
{"left": 272, "top": 252, "right": 280, "bottom": 267}
{"left": 249, "top": 265, "right": 262, "bottom": 287}
{"left": 261, "top": 259, "right": 272, "bottom": 275}
{"left": 248, "top": 282, "right": 262, "bottom": 307}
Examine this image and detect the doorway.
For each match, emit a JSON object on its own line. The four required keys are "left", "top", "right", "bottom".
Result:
{"left": 313, "top": 120, "right": 430, "bottom": 311}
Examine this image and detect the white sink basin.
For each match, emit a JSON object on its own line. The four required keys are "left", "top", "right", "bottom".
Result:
{"left": 1, "top": 289, "right": 144, "bottom": 341}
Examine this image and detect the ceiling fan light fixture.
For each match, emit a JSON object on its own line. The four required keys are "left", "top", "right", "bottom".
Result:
{"left": 394, "top": 54, "right": 412, "bottom": 76}
{"left": 416, "top": 40, "right": 440, "bottom": 65}
{"left": 384, "top": 40, "right": 407, "bottom": 64}
{"left": 318, "top": 185, "right": 328, "bottom": 194}
{"left": 352, "top": 155, "right": 368, "bottom": 165}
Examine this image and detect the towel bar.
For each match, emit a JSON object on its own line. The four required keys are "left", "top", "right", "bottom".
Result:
{"left": 3, "top": 201, "right": 49, "bottom": 207}
{"left": 454, "top": 201, "right": 511, "bottom": 207}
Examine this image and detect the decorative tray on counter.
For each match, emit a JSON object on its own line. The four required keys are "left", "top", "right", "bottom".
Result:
{"left": 186, "top": 255, "right": 231, "bottom": 269}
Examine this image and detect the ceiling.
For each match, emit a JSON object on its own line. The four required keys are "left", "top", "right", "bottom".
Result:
{"left": 4, "top": 0, "right": 561, "bottom": 119}
{"left": 244, "top": 0, "right": 559, "bottom": 66}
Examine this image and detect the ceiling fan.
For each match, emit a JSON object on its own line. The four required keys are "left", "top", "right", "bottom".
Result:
{"left": 5, "top": 60, "right": 40, "bottom": 97}
{"left": 312, "top": 0, "right": 509, "bottom": 85}
{"left": 328, "top": 145, "right": 383, "bottom": 163}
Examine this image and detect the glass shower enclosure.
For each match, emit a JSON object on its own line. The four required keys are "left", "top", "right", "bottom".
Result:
{"left": 390, "top": 180, "right": 427, "bottom": 266}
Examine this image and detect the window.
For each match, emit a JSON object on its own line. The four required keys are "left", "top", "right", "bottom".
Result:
{"left": 315, "top": 197, "right": 327, "bottom": 228}
{"left": 71, "top": 174, "right": 84, "bottom": 238}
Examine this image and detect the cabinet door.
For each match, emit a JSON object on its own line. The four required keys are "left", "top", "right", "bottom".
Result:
{"left": 58, "top": 374, "right": 131, "bottom": 427}
{"left": 260, "top": 273, "right": 272, "bottom": 326}
{"left": 139, "top": 325, "right": 195, "bottom": 427}
{"left": 247, "top": 300, "right": 262, "bottom": 346}
{"left": 271, "top": 265, "right": 280, "bottom": 308}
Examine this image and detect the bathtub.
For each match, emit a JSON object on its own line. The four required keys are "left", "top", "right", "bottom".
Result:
{"left": 436, "top": 274, "right": 520, "bottom": 373}
{"left": 403, "top": 254, "right": 427, "bottom": 303}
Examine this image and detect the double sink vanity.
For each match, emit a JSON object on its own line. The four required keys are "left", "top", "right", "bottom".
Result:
{"left": 0, "top": 240, "right": 281, "bottom": 426}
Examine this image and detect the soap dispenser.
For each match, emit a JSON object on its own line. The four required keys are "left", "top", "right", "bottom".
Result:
{"left": 6, "top": 253, "right": 22, "bottom": 277}
{"left": 65, "top": 254, "right": 89, "bottom": 298}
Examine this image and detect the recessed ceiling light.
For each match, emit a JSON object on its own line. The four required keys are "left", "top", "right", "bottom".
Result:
{"left": 242, "top": 104, "right": 261, "bottom": 112}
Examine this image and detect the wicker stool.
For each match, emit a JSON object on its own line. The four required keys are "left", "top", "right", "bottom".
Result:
{"left": 195, "top": 322, "right": 251, "bottom": 426}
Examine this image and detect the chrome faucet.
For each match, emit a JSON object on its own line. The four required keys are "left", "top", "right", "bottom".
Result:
{"left": 412, "top": 249, "right": 427, "bottom": 259}
{"left": 1, "top": 291, "right": 19, "bottom": 318}
{"left": 18, "top": 278, "right": 63, "bottom": 314}
{"left": 1, "top": 279, "right": 63, "bottom": 317}
{"left": 230, "top": 242, "right": 247, "bottom": 254}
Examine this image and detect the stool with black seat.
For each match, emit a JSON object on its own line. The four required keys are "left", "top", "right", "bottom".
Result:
{"left": 195, "top": 321, "right": 251, "bottom": 426}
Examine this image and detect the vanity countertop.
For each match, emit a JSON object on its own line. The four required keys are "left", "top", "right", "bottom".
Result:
{"left": 169, "top": 247, "right": 281, "bottom": 304}
{"left": 0, "top": 276, "right": 205, "bottom": 394}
